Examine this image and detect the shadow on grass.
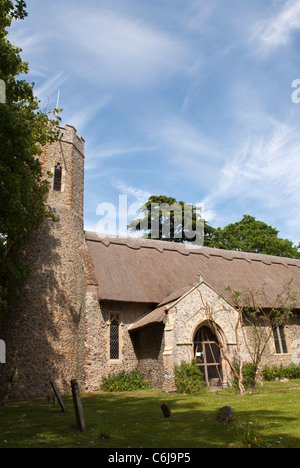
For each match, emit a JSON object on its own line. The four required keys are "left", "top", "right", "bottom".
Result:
{"left": 95, "top": 395, "right": 299, "bottom": 448}
{"left": 0, "top": 389, "right": 300, "bottom": 448}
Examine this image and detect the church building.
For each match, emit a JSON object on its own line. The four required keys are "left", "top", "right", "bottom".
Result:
{"left": 1, "top": 125, "right": 300, "bottom": 400}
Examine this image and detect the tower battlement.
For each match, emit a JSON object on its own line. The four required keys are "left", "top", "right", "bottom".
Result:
{"left": 57, "top": 124, "right": 85, "bottom": 156}
{"left": 40, "top": 124, "right": 85, "bottom": 223}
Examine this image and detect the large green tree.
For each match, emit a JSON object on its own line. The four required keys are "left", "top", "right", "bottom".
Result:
{"left": 129, "top": 196, "right": 300, "bottom": 258}
{"left": 210, "top": 215, "right": 300, "bottom": 258}
{"left": 128, "top": 195, "right": 215, "bottom": 245}
{"left": 0, "top": 1, "right": 60, "bottom": 313}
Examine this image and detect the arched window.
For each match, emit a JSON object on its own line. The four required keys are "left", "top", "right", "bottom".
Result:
{"left": 53, "top": 163, "right": 62, "bottom": 191}
{"left": 272, "top": 325, "right": 288, "bottom": 354}
{"left": 109, "top": 313, "right": 120, "bottom": 360}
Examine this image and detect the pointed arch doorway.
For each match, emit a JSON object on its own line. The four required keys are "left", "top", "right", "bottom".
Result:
{"left": 193, "top": 325, "right": 223, "bottom": 388}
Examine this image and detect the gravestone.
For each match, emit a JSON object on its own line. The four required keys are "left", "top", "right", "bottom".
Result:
{"left": 161, "top": 403, "right": 172, "bottom": 418}
{"left": 0, "top": 368, "right": 16, "bottom": 407}
{"left": 50, "top": 379, "right": 66, "bottom": 413}
{"left": 71, "top": 379, "right": 86, "bottom": 432}
{"left": 215, "top": 406, "right": 233, "bottom": 424}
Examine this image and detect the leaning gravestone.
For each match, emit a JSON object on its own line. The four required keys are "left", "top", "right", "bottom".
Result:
{"left": 161, "top": 403, "right": 172, "bottom": 418}
{"left": 50, "top": 379, "right": 66, "bottom": 413}
{"left": 215, "top": 406, "right": 233, "bottom": 424}
{"left": 71, "top": 379, "right": 86, "bottom": 432}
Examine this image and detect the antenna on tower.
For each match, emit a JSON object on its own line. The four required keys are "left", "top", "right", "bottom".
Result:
{"left": 56, "top": 88, "right": 60, "bottom": 110}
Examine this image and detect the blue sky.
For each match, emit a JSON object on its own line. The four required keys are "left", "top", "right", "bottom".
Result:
{"left": 8, "top": 0, "right": 300, "bottom": 244}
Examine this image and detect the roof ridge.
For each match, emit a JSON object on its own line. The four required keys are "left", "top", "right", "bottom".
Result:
{"left": 84, "top": 231, "right": 300, "bottom": 267}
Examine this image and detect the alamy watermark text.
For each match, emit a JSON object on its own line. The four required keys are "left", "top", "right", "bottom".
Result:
{"left": 0, "top": 79, "right": 6, "bottom": 104}
{"left": 291, "top": 79, "right": 300, "bottom": 103}
{"left": 96, "top": 195, "right": 205, "bottom": 246}
{"left": 0, "top": 340, "right": 6, "bottom": 364}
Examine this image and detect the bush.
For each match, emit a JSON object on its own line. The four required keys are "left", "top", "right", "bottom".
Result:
{"left": 285, "top": 363, "right": 300, "bottom": 379}
{"left": 233, "top": 362, "right": 257, "bottom": 391}
{"left": 261, "top": 363, "right": 300, "bottom": 381}
{"left": 241, "top": 362, "right": 257, "bottom": 390}
{"left": 261, "top": 364, "right": 284, "bottom": 381}
{"left": 174, "top": 360, "right": 207, "bottom": 394}
{"left": 101, "top": 370, "right": 149, "bottom": 392}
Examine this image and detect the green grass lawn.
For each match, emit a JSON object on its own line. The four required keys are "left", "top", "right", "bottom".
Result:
{"left": 0, "top": 381, "right": 300, "bottom": 448}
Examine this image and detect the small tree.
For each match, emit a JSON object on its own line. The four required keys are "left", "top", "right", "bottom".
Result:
{"left": 225, "top": 279, "right": 298, "bottom": 390}
{"left": 197, "top": 279, "right": 299, "bottom": 394}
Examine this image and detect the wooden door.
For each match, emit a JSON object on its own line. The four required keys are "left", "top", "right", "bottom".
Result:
{"left": 193, "top": 326, "right": 222, "bottom": 387}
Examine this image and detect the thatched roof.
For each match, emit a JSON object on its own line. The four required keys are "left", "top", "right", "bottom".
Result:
{"left": 85, "top": 232, "right": 300, "bottom": 319}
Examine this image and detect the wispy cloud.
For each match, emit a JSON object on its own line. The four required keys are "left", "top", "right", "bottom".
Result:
{"left": 59, "top": 7, "right": 191, "bottom": 88}
{"left": 85, "top": 143, "right": 157, "bottom": 172}
{"left": 158, "top": 119, "right": 221, "bottom": 160}
{"left": 150, "top": 116, "right": 223, "bottom": 191}
{"left": 204, "top": 118, "right": 300, "bottom": 240}
{"left": 62, "top": 94, "right": 112, "bottom": 133}
{"left": 113, "top": 180, "right": 151, "bottom": 205}
{"left": 34, "top": 72, "right": 66, "bottom": 104}
{"left": 182, "top": 0, "right": 220, "bottom": 34}
{"left": 9, "top": 29, "right": 49, "bottom": 54}
{"left": 252, "top": 0, "right": 300, "bottom": 50}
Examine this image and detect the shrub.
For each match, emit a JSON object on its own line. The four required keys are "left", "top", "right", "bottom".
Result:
{"left": 242, "top": 362, "right": 257, "bottom": 390}
{"left": 285, "top": 363, "right": 300, "bottom": 379}
{"left": 261, "top": 365, "right": 273, "bottom": 381}
{"left": 174, "top": 360, "right": 207, "bottom": 394}
{"left": 232, "top": 362, "right": 257, "bottom": 391}
{"left": 261, "top": 363, "right": 300, "bottom": 381}
{"left": 101, "top": 370, "right": 149, "bottom": 392}
{"left": 261, "top": 364, "right": 284, "bottom": 381}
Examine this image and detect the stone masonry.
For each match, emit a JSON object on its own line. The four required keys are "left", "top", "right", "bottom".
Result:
{"left": 0, "top": 125, "right": 86, "bottom": 399}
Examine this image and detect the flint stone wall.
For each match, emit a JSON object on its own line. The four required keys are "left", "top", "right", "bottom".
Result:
{"left": 0, "top": 126, "right": 85, "bottom": 400}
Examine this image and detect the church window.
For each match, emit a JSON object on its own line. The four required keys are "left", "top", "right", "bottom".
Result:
{"left": 272, "top": 325, "right": 288, "bottom": 354}
{"left": 53, "top": 163, "right": 62, "bottom": 191}
{"left": 109, "top": 313, "right": 120, "bottom": 360}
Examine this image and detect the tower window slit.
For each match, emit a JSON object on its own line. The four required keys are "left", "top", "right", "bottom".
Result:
{"left": 53, "top": 163, "right": 62, "bottom": 191}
